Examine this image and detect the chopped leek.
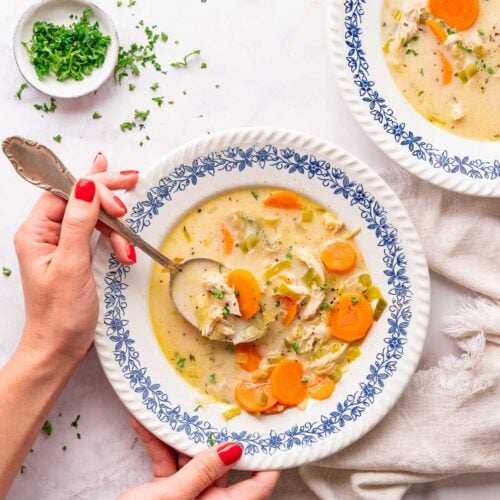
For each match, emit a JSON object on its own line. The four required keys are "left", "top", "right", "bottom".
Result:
{"left": 458, "top": 63, "right": 478, "bottom": 83}
{"left": 238, "top": 232, "right": 259, "bottom": 254}
{"left": 301, "top": 269, "right": 317, "bottom": 287}
{"left": 301, "top": 208, "right": 314, "bottom": 223}
{"left": 262, "top": 216, "right": 279, "bottom": 227}
{"left": 186, "top": 366, "right": 199, "bottom": 378}
{"left": 222, "top": 406, "right": 241, "bottom": 420}
{"left": 329, "top": 366, "right": 343, "bottom": 382}
{"left": 346, "top": 346, "right": 361, "bottom": 361}
{"left": 358, "top": 273, "right": 372, "bottom": 288}
{"left": 474, "top": 45, "right": 487, "bottom": 57}
{"left": 259, "top": 392, "right": 268, "bottom": 405}
{"left": 383, "top": 38, "right": 393, "bottom": 54}
{"left": 332, "top": 343, "right": 341, "bottom": 352}
{"left": 263, "top": 260, "right": 291, "bottom": 279}
{"left": 392, "top": 9, "right": 402, "bottom": 21}
{"left": 365, "top": 286, "right": 382, "bottom": 301}
{"left": 277, "top": 283, "right": 302, "bottom": 301}
{"left": 373, "top": 297, "right": 388, "bottom": 321}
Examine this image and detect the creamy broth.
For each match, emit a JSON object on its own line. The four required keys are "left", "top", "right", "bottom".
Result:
{"left": 150, "top": 189, "right": 384, "bottom": 416}
{"left": 381, "top": 0, "right": 500, "bottom": 141}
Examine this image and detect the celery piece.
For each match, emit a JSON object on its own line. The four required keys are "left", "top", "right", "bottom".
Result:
{"left": 329, "top": 367, "right": 343, "bottom": 382}
{"left": 222, "top": 406, "right": 241, "bottom": 420}
{"left": 301, "top": 208, "right": 314, "bottom": 223}
{"left": 373, "top": 298, "right": 388, "bottom": 321}
{"left": 392, "top": 9, "right": 402, "bottom": 21}
{"left": 458, "top": 63, "right": 478, "bottom": 83}
{"left": 301, "top": 268, "right": 317, "bottom": 287}
{"left": 346, "top": 346, "right": 361, "bottom": 361}
{"left": 277, "top": 283, "right": 302, "bottom": 301}
{"left": 358, "top": 273, "right": 372, "bottom": 288}
{"left": 366, "top": 286, "right": 382, "bottom": 301}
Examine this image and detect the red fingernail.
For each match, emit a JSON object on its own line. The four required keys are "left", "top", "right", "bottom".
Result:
{"left": 127, "top": 244, "right": 137, "bottom": 264}
{"left": 93, "top": 152, "right": 103, "bottom": 163}
{"left": 120, "top": 170, "right": 139, "bottom": 175}
{"left": 75, "top": 179, "right": 96, "bottom": 203}
{"left": 217, "top": 442, "right": 242, "bottom": 466}
{"left": 114, "top": 196, "right": 127, "bottom": 213}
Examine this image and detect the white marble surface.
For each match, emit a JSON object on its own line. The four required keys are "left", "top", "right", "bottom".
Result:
{"left": 0, "top": 0, "right": 497, "bottom": 498}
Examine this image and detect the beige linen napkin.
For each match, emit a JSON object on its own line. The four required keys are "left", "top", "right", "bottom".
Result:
{"left": 294, "top": 170, "right": 500, "bottom": 499}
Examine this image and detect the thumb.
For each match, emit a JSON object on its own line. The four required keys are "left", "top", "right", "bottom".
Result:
{"left": 166, "top": 442, "right": 243, "bottom": 498}
{"left": 57, "top": 179, "right": 100, "bottom": 263}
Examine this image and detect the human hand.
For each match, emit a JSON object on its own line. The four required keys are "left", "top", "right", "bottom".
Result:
{"left": 120, "top": 418, "right": 280, "bottom": 500}
{"left": 14, "top": 153, "right": 139, "bottom": 364}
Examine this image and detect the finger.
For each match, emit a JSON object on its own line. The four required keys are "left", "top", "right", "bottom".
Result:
{"left": 177, "top": 453, "right": 191, "bottom": 468}
{"left": 88, "top": 171, "right": 139, "bottom": 191}
{"left": 55, "top": 178, "right": 100, "bottom": 265}
{"left": 88, "top": 152, "right": 108, "bottom": 174}
{"left": 215, "top": 472, "right": 229, "bottom": 488}
{"left": 27, "top": 191, "right": 67, "bottom": 224}
{"left": 96, "top": 183, "right": 128, "bottom": 218}
{"left": 223, "top": 470, "right": 281, "bottom": 500}
{"left": 131, "top": 418, "right": 178, "bottom": 478}
{"left": 159, "top": 442, "right": 243, "bottom": 498}
{"left": 110, "top": 232, "right": 136, "bottom": 265}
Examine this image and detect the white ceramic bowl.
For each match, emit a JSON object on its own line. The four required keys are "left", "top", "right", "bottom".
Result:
{"left": 329, "top": 0, "right": 500, "bottom": 198}
{"left": 93, "top": 128, "right": 430, "bottom": 470}
{"left": 13, "top": 0, "right": 119, "bottom": 99}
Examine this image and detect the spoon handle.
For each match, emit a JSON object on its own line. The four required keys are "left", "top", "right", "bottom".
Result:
{"left": 2, "top": 136, "right": 175, "bottom": 271}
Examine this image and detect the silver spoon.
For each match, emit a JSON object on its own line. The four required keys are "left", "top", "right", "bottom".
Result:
{"left": 2, "top": 135, "right": 221, "bottom": 329}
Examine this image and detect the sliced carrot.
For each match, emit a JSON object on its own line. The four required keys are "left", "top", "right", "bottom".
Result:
{"left": 235, "top": 381, "right": 277, "bottom": 413}
{"left": 308, "top": 377, "right": 335, "bottom": 400}
{"left": 227, "top": 269, "right": 262, "bottom": 320}
{"left": 221, "top": 224, "right": 234, "bottom": 255}
{"left": 426, "top": 18, "right": 447, "bottom": 43}
{"left": 270, "top": 359, "right": 308, "bottom": 406}
{"left": 281, "top": 297, "right": 299, "bottom": 326}
{"left": 438, "top": 51, "right": 453, "bottom": 85}
{"left": 262, "top": 403, "right": 287, "bottom": 415}
{"left": 428, "top": 0, "right": 479, "bottom": 32}
{"left": 263, "top": 190, "right": 302, "bottom": 210}
{"left": 321, "top": 241, "right": 357, "bottom": 274}
{"left": 235, "top": 343, "right": 262, "bottom": 372}
{"left": 328, "top": 293, "right": 374, "bottom": 342}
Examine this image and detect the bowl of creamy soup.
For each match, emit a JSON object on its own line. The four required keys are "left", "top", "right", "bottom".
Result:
{"left": 329, "top": 0, "right": 500, "bottom": 197}
{"left": 93, "top": 128, "right": 430, "bottom": 470}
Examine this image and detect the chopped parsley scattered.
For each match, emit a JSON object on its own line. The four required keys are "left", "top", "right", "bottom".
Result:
{"left": 292, "top": 342, "right": 300, "bottom": 353}
{"left": 221, "top": 306, "right": 230, "bottom": 318}
{"left": 194, "top": 405, "right": 202, "bottom": 412}
{"left": 22, "top": 9, "right": 111, "bottom": 82}
{"left": 70, "top": 415, "right": 80, "bottom": 429}
{"left": 150, "top": 82, "right": 159, "bottom": 91}
{"left": 34, "top": 97, "right": 57, "bottom": 113}
{"left": 301, "top": 377, "right": 309, "bottom": 384}
{"left": 120, "top": 121, "right": 136, "bottom": 132}
{"left": 201, "top": 62, "right": 207, "bottom": 69}
{"left": 53, "top": 134, "right": 62, "bottom": 143}
{"left": 350, "top": 297, "right": 360, "bottom": 305}
{"left": 161, "top": 32, "right": 168, "bottom": 43}
{"left": 128, "top": 0, "right": 136, "bottom": 7}
{"left": 319, "top": 302, "right": 332, "bottom": 311}
{"left": 92, "top": 112, "right": 102, "bottom": 119}
{"left": 210, "top": 288, "right": 225, "bottom": 300}
{"left": 168, "top": 100, "right": 174, "bottom": 105}
{"left": 208, "top": 432, "right": 215, "bottom": 446}
{"left": 171, "top": 49, "right": 201, "bottom": 68}
{"left": 2, "top": 267, "right": 12, "bottom": 277}
{"left": 117, "top": 0, "right": 122, "bottom": 6}
{"left": 405, "top": 49, "right": 418, "bottom": 56}
{"left": 128, "top": 83, "right": 136, "bottom": 91}
{"left": 134, "top": 109, "right": 150, "bottom": 121}
{"left": 152, "top": 96, "right": 164, "bottom": 107}
{"left": 41, "top": 420, "right": 53, "bottom": 436}
{"left": 208, "top": 373, "right": 216, "bottom": 384}
{"left": 251, "top": 191, "right": 259, "bottom": 200}
{"left": 285, "top": 251, "right": 293, "bottom": 260}
{"left": 176, "top": 357, "right": 186, "bottom": 369}
{"left": 15, "top": 83, "right": 27, "bottom": 100}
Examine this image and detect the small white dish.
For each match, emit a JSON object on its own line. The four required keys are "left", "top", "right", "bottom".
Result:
{"left": 329, "top": 0, "right": 500, "bottom": 198}
{"left": 13, "top": 0, "right": 119, "bottom": 99}
{"left": 93, "top": 127, "right": 430, "bottom": 470}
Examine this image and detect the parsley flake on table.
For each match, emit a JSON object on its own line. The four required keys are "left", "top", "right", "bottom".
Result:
{"left": 177, "top": 357, "right": 186, "bottom": 369}
{"left": 2, "top": 267, "right": 12, "bottom": 277}
{"left": 15, "top": 83, "right": 27, "bottom": 100}
{"left": 22, "top": 9, "right": 111, "bottom": 82}
{"left": 134, "top": 109, "right": 150, "bottom": 121}
{"left": 128, "top": 83, "right": 136, "bottom": 91}
{"left": 201, "top": 62, "right": 207, "bottom": 69}
{"left": 170, "top": 49, "right": 201, "bottom": 68}
{"left": 120, "top": 121, "right": 136, "bottom": 132}
{"left": 53, "top": 134, "right": 62, "bottom": 143}
{"left": 34, "top": 97, "right": 57, "bottom": 113}
{"left": 117, "top": 0, "right": 122, "bottom": 6}
{"left": 152, "top": 96, "right": 164, "bottom": 107}
{"left": 92, "top": 112, "right": 102, "bottom": 119}
{"left": 127, "top": 0, "right": 136, "bottom": 7}
{"left": 150, "top": 82, "right": 159, "bottom": 91}
{"left": 70, "top": 415, "right": 80, "bottom": 429}
{"left": 41, "top": 420, "right": 53, "bottom": 436}
{"left": 161, "top": 32, "right": 168, "bottom": 43}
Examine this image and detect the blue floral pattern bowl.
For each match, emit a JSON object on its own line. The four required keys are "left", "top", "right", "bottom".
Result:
{"left": 93, "top": 128, "right": 430, "bottom": 469}
{"left": 329, "top": 0, "right": 500, "bottom": 198}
